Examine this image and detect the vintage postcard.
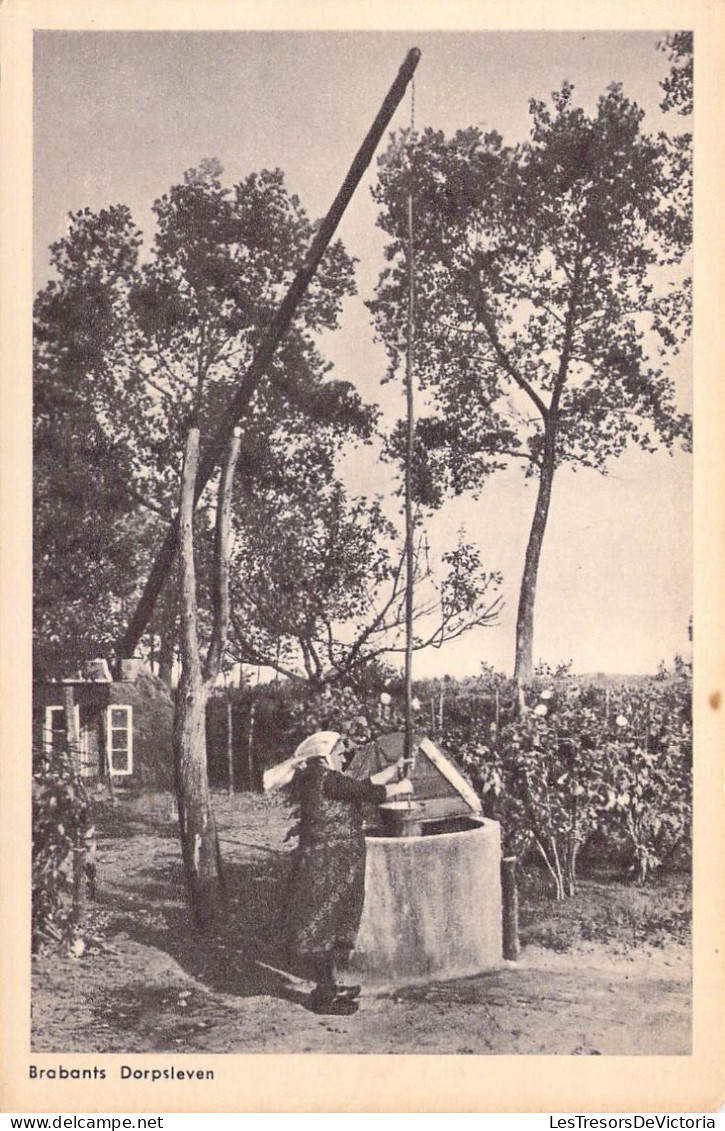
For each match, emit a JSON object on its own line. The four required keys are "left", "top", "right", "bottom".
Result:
{"left": 1, "top": 0, "right": 723, "bottom": 1114}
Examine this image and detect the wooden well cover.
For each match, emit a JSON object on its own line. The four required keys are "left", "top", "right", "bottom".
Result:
{"left": 347, "top": 732, "right": 482, "bottom": 825}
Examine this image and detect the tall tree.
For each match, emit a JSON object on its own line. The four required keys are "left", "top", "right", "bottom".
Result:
{"left": 33, "top": 161, "right": 364, "bottom": 674}
{"left": 34, "top": 266, "right": 160, "bottom": 677}
{"left": 370, "top": 80, "right": 692, "bottom": 683}
{"left": 33, "top": 161, "right": 367, "bottom": 929}
{"left": 659, "top": 32, "right": 693, "bottom": 117}
{"left": 173, "top": 421, "right": 240, "bottom": 925}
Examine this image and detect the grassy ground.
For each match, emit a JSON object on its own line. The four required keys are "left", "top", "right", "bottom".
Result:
{"left": 31, "top": 790, "right": 692, "bottom": 1056}
{"left": 518, "top": 865, "right": 691, "bottom": 953}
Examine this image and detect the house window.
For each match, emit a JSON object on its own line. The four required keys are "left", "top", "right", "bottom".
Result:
{"left": 106, "top": 705, "right": 133, "bottom": 775}
{"left": 44, "top": 704, "right": 80, "bottom": 756}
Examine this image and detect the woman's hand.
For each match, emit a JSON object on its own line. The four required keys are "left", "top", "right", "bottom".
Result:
{"left": 371, "top": 756, "right": 413, "bottom": 787}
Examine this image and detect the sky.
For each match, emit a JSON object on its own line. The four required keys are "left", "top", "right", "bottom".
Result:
{"left": 32, "top": 29, "right": 693, "bottom": 679}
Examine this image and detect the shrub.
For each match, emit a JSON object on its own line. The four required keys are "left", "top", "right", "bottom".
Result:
{"left": 245, "top": 669, "right": 692, "bottom": 898}
{"left": 455, "top": 677, "right": 606, "bottom": 897}
{"left": 280, "top": 681, "right": 413, "bottom": 757}
{"left": 32, "top": 744, "right": 94, "bottom": 952}
{"left": 448, "top": 674, "right": 691, "bottom": 897}
{"left": 599, "top": 681, "right": 691, "bottom": 882}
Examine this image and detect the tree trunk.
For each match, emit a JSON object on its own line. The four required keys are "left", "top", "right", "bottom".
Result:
{"left": 564, "top": 840, "right": 579, "bottom": 898}
{"left": 173, "top": 677, "right": 224, "bottom": 926}
{"left": 513, "top": 428, "right": 557, "bottom": 685}
{"left": 173, "top": 425, "right": 226, "bottom": 929}
{"left": 535, "top": 835, "right": 566, "bottom": 901}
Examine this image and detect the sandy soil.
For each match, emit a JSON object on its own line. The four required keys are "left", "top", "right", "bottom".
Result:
{"left": 31, "top": 792, "right": 691, "bottom": 1056}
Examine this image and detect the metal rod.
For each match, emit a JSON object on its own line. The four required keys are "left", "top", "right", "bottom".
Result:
{"left": 119, "top": 47, "right": 422, "bottom": 661}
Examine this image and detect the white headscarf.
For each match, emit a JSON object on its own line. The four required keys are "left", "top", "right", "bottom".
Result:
{"left": 262, "top": 731, "right": 342, "bottom": 793}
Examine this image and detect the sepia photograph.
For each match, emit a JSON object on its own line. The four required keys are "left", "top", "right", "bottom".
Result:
{"left": 2, "top": 0, "right": 724, "bottom": 1114}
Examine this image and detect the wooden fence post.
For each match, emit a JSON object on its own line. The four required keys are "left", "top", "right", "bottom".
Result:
{"left": 247, "top": 700, "right": 256, "bottom": 793}
{"left": 501, "top": 856, "right": 520, "bottom": 961}
{"left": 226, "top": 699, "right": 235, "bottom": 797}
{"left": 98, "top": 704, "right": 116, "bottom": 808}
{"left": 62, "top": 686, "right": 86, "bottom": 924}
{"left": 63, "top": 685, "right": 81, "bottom": 776}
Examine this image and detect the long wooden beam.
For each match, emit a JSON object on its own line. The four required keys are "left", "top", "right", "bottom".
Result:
{"left": 119, "top": 47, "right": 421, "bottom": 661}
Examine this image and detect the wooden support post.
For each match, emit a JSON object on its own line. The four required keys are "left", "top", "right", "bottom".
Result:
{"left": 62, "top": 685, "right": 86, "bottom": 925}
{"left": 501, "top": 856, "right": 520, "bottom": 961}
{"left": 98, "top": 704, "right": 116, "bottom": 808}
{"left": 63, "top": 685, "right": 81, "bottom": 777}
{"left": 247, "top": 700, "right": 256, "bottom": 793}
{"left": 71, "top": 846, "right": 85, "bottom": 926}
{"left": 226, "top": 699, "right": 235, "bottom": 798}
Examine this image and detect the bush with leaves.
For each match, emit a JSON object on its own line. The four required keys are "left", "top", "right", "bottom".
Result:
{"left": 265, "top": 669, "right": 691, "bottom": 898}
{"left": 455, "top": 679, "right": 606, "bottom": 898}
{"left": 449, "top": 672, "right": 691, "bottom": 898}
{"left": 281, "top": 681, "right": 408, "bottom": 757}
{"left": 32, "top": 745, "right": 94, "bottom": 952}
{"left": 599, "top": 681, "right": 691, "bottom": 883}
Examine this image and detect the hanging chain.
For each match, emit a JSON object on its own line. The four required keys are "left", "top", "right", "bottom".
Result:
{"left": 410, "top": 73, "right": 416, "bottom": 136}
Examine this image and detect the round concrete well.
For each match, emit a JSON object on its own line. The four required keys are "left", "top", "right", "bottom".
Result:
{"left": 350, "top": 817, "right": 503, "bottom": 985}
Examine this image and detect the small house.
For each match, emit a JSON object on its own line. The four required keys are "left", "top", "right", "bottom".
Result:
{"left": 33, "top": 660, "right": 174, "bottom": 788}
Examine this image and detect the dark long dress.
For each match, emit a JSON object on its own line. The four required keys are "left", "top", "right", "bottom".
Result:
{"left": 285, "top": 760, "right": 386, "bottom": 967}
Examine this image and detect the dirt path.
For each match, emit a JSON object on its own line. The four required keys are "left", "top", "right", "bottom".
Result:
{"left": 31, "top": 793, "right": 691, "bottom": 1056}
